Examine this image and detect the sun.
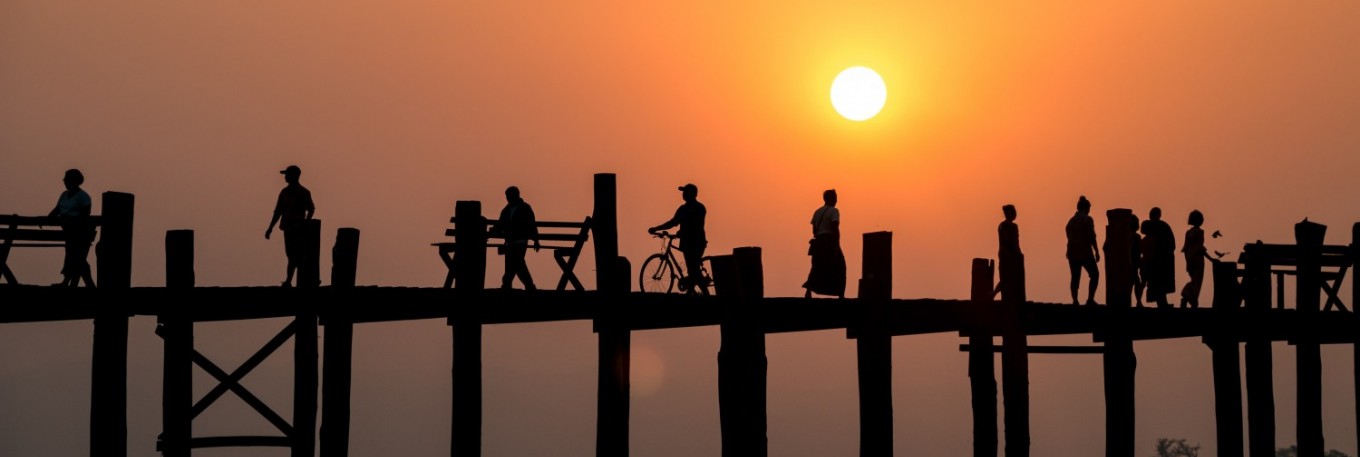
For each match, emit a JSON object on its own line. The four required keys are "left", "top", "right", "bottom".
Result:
{"left": 830, "top": 66, "right": 887, "bottom": 121}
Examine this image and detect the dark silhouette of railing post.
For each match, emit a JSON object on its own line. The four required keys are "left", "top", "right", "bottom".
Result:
{"left": 968, "top": 258, "right": 997, "bottom": 457}
{"left": 1354, "top": 223, "right": 1360, "bottom": 456}
{"left": 1208, "top": 260, "right": 1243, "bottom": 457}
{"left": 1243, "top": 241, "right": 1275, "bottom": 457}
{"left": 593, "top": 173, "right": 631, "bottom": 457}
{"left": 714, "top": 247, "right": 767, "bottom": 457}
{"left": 451, "top": 201, "right": 485, "bottom": 457}
{"left": 857, "top": 232, "right": 893, "bottom": 457}
{"left": 159, "top": 230, "right": 193, "bottom": 457}
{"left": 322, "top": 228, "right": 360, "bottom": 457}
{"left": 294, "top": 219, "right": 321, "bottom": 457}
{"left": 93, "top": 191, "right": 133, "bottom": 457}
{"left": 1295, "top": 220, "right": 1325, "bottom": 456}
{"left": 1102, "top": 209, "right": 1135, "bottom": 457}
{"left": 1001, "top": 243, "right": 1029, "bottom": 455}
{"left": 299, "top": 219, "right": 322, "bottom": 288}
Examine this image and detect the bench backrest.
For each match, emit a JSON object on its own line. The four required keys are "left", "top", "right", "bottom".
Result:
{"left": 444, "top": 216, "right": 591, "bottom": 249}
{"left": 0, "top": 215, "right": 103, "bottom": 246}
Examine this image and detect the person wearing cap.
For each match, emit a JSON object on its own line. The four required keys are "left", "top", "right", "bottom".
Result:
{"left": 1065, "top": 195, "right": 1099, "bottom": 305}
{"left": 48, "top": 168, "right": 95, "bottom": 287}
{"left": 493, "top": 186, "right": 540, "bottom": 290}
{"left": 265, "top": 165, "right": 315, "bottom": 287}
{"left": 649, "top": 183, "right": 707, "bottom": 289}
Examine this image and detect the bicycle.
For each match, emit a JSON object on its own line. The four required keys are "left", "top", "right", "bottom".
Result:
{"left": 639, "top": 231, "right": 712, "bottom": 295}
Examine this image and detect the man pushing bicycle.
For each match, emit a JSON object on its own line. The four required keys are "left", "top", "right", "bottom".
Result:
{"left": 648, "top": 183, "right": 708, "bottom": 290}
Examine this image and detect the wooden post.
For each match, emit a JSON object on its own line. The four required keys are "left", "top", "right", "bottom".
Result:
{"left": 294, "top": 315, "right": 319, "bottom": 456}
{"left": 159, "top": 230, "right": 193, "bottom": 457}
{"left": 593, "top": 174, "right": 630, "bottom": 457}
{"left": 1102, "top": 209, "right": 1135, "bottom": 457}
{"left": 1001, "top": 213, "right": 1032, "bottom": 457}
{"left": 717, "top": 247, "right": 768, "bottom": 457}
{"left": 857, "top": 232, "right": 893, "bottom": 457}
{"left": 1209, "top": 260, "right": 1244, "bottom": 457}
{"left": 1294, "top": 220, "right": 1325, "bottom": 456}
{"left": 298, "top": 219, "right": 322, "bottom": 288}
{"left": 968, "top": 258, "right": 997, "bottom": 457}
{"left": 1354, "top": 223, "right": 1360, "bottom": 456}
{"left": 452, "top": 201, "right": 485, "bottom": 457}
{"left": 1243, "top": 242, "right": 1275, "bottom": 457}
{"left": 96, "top": 191, "right": 135, "bottom": 288}
{"left": 322, "top": 228, "right": 360, "bottom": 457}
{"left": 92, "top": 191, "right": 133, "bottom": 457}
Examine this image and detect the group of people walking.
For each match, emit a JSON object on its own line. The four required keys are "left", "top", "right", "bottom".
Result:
{"left": 1042, "top": 196, "right": 1213, "bottom": 308}
{"left": 43, "top": 168, "right": 1211, "bottom": 307}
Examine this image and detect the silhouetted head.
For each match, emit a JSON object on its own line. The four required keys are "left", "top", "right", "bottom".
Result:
{"left": 1141, "top": 220, "right": 1152, "bottom": 234}
{"left": 823, "top": 189, "right": 837, "bottom": 206}
{"left": 1130, "top": 214, "right": 1140, "bottom": 231}
{"left": 678, "top": 183, "right": 698, "bottom": 202}
{"left": 280, "top": 165, "right": 301, "bottom": 184}
{"left": 505, "top": 186, "right": 521, "bottom": 203}
{"left": 1150, "top": 207, "right": 1162, "bottom": 221}
{"left": 62, "top": 169, "right": 84, "bottom": 190}
{"left": 1002, "top": 204, "right": 1016, "bottom": 221}
{"left": 1076, "top": 196, "right": 1090, "bottom": 213}
{"left": 1188, "top": 210, "right": 1203, "bottom": 227}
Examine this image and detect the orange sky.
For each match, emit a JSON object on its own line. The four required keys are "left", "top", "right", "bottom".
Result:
{"left": 4, "top": 1, "right": 1360, "bottom": 456}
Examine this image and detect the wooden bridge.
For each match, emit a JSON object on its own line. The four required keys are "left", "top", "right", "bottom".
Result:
{"left": 2, "top": 173, "right": 1358, "bottom": 457}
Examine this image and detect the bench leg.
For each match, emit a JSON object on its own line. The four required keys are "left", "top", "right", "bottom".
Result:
{"left": 554, "top": 253, "right": 584, "bottom": 291}
{"left": 440, "top": 250, "right": 457, "bottom": 289}
{"left": 1323, "top": 282, "right": 1348, "bottom": 312}
{"left": 0, "top": 263, "right": 15, "bottom": 285}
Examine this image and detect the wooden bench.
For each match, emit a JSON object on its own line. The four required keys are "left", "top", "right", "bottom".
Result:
{"left": 434, "top": 216, "right": 591, "bottom": 290}
{"left": 0, "top": 214, "right": 102, "bottom": 285}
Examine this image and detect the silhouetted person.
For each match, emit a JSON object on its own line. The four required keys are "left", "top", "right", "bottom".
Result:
{"left": 49, "top": 169, "right": 95, "bottom": 287}
{"left": 1066, "top": 196, "right": 1100, "bottom": 305}
{"left": 1143, "top": 207, "right": 1176, "bottom": 308}
{"left": 493, "top": 186, "right": 540, "bottom": 290}
{"left": 1180, "top": 210, "right": 1211, "bottom": 308}
{"left": 803, "top": 189, "right": 845, "bottom": 299}
{"left": 265, "top": 165, "right": 315, "bottom": 288}
{"left": 1130, "top": 215, "right": 1145, "bottom": 307}
{"left": 649, "top": 183, "right": 707, "bottom": 290}
{"left": 993, "top": 204, "right": 1026, "bottom": 302}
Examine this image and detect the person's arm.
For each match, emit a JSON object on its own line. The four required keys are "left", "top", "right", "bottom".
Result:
{"left": 527, "top": 205, "right": 541, "bottom": 251}
{"left": 304, "top": 190, "right": 315, "bottom": 220}
{"left": 265, "top": 192, "right": 283, "bottom": 240}
{"left": 650, "top": 207, "right": 683, "bottom": 233}
{"left": 1089, "top": 219, "right": 1100, "bottom": 262}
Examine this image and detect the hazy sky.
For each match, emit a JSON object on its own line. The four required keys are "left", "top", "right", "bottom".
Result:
{"left": 4, "top": 1, "right": 1360, "bottom": 456}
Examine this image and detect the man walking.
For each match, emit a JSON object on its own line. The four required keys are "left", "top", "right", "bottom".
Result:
{"left": 494, "top": 186, "right": 540, "bottom": 290}
{"left": 265, "top": 165, "right": 315, "bottom": 288}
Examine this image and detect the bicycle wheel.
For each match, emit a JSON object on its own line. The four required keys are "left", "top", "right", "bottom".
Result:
{"left": 639, "top": 253, "right": 676, "bottom": 293}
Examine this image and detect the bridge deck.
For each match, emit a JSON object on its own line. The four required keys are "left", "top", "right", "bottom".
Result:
{"left": 4, "top": 285, "right": 1355, "bottom": 343}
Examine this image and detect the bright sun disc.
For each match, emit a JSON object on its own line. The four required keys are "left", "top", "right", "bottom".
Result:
{"left": 830, "top": 66, "right": 887, "bottom": 121}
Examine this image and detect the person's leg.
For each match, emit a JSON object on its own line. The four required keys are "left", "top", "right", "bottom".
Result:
{"left": 1084, "top": 258, "right": 1100, "bottom": 305}
{"left": 283, "top": 230, "right": 298, "bottom": 287}
{"left": 514, "top": 245, "right": 535, "bottom": 290}
{"left": 684, "top": 248, "right": 705, "bottom": 290}
{"left": 1069, "top": 258, "right": 1082, "bottom": 305}
{"left": 501, "top": 245, "right": 519, "bottom": 289}
{"left": 71, "top": 236, "right": 94, "bottom": 287}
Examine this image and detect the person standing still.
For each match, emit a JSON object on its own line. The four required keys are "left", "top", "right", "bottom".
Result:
{"left": 265, "top": 165, "right": 315, "bottom": 288}
{"left": 49, "top": 169, "right": 95, "bottom": 287}
{"left": 649, "top": 183, "right": 707, "bottom": 291}
{"left": 1180, "top": 210, "right": 1211, "bottom": 308}
{"left": 993, "top": 204, "right": 1026, "bottom": 302}
{"left": 494, "top": 186, "right": 540, "bottom": 290}
{"left": 1144, "top": 207, "right": 1176, "bottom": 308}
{"left": 1066, "top": 196, "right": 1100, "bottom": 305}
{"left": 803, "top": 189, "right": 845, "bottom": 299}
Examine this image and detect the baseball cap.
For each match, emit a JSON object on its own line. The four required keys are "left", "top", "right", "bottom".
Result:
{"left": 280, "top": 165, "right": 302, "bottom": 176}
{"left": 677, "top": 183, "right": 698, "bottom": 193}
